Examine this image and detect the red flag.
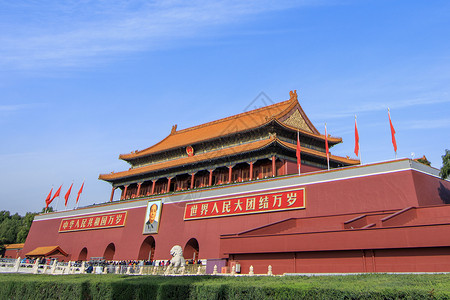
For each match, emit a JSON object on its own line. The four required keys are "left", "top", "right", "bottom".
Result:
{"left": 354, "top": 116, "right": 360, "bottom": 157}
{"left": 296, "top": 131, "right": 301, "bottom": 174}
{"left": 76, "top": 181, "right": 84, "bottom": 204}
{"left": 64, "top": 183, "right": 73, "bottom": 207}
{"left": 388, "top": 109, "right": 397, "bottom": 153}
{"left": 325, "top": 124, "right": 330, "bottom": 170}
{"left": 50, "top": 185, "right": 62, "bottom": 202}
{"left": 45, "top": 188, "right": 53, "bottom": 209}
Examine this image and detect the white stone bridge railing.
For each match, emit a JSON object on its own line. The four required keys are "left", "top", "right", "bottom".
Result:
{"left": 1, "top": 258, "right": 276, "bottom": 276}
{"left": 0, "top": 258, "right": 84, "bottom": 275}
{"left": 0, "top": 258, "right": 207, "bottom": 275}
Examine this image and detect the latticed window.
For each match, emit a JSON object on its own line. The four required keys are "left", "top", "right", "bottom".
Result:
{"left": 215, "top": 172, "right": 229, "bottom": 184}
{"left": 232, "top": 172, "right": 239, "bottom": 182}
{"left": 242, "top": 170, "right": 249, "bottom": 180}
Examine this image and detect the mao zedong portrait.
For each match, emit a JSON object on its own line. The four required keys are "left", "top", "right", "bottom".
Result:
{"left": 144, "top": 203, "right": 159, "bottom": 234}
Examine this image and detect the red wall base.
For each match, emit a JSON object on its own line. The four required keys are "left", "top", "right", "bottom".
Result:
{"left": 232, "top": 247, "right": 450, "bottom": 275}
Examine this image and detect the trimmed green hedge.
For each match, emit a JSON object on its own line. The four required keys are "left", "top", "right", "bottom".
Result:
{"left": 1, "top": 273, "right": 449, "bottom": 299}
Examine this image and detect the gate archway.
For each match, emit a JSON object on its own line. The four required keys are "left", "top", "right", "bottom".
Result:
{"left": 184, "top": 238, "right": 199, "bottom": 261}
{"left": 78, "top": 247, "right": 88, "bottom": 261}
{"left": 103, "top": 243, "right": 115, "bottom": 260}
{"left": 138, "top": 236, "right": 156, "bottom": 261}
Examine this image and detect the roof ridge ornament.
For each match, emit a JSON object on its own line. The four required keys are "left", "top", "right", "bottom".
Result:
{"left": 289, "top": 90, "right": 298, "bottom": 102}
{"left": 171, "top": 124, "right": 178, "bottom": 134}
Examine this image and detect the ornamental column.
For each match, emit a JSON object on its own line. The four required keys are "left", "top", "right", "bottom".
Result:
{"left": 109, "top": 187, "right": 115, "bottom": 202}
{"left": 136, "top": 182, "right": 142, "bottom": 197}
{"left": 249, "top": 162, "right": 254, "bottom": 180}
{"left": 272, "top": 155, "right": 276, "bottom": 177}
{"left": 122, "top": 185, "right": 129, "bottom": 200}
{"left": 151, "top": 180, "right": 156, "bottom": 195}
{"left": 228, "top": 166, "right": 233, "bottom": 184}
{"left": 190, "top": 173, "right": 195, "bottom": 189}
{"left": 167, "top": 177, "right": 172, "bottom": 193}
{"left": 209, "top": 170, "right": 213, "bottom": 186}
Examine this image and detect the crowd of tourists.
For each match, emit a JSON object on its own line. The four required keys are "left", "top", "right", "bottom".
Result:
{"left": 82, "top": 259, "right": 204, "bottom": 273}
{"left": 20, "top": 257, "right": 58, "bottom": 265}
{"left": 2, "top": 257, "right": 204, "bottom": 274}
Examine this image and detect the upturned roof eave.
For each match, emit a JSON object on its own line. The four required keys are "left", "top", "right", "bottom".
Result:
{"left": 119, "top": 109, "right": 341, "bottom": 163}
{"left": 100, "top": 137, "right": 279, "bottom": 182}
{"left": 118, "top": 97, "right": 298, "bottom": 161}
{"left": 25, "top": 245, "right": 68, "bottom": 257}
{"left": 271, "top": 118, "right": 342, "bottom": 145}
{"left": 100, "top": 135, "right": 357, "bottom": 184}
{"left": 277, "top": 139, "right": 360, "bottom": 165}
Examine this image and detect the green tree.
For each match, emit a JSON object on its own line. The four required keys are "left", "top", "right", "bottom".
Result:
{"left": 0, "top": 210, "right": 42, "bottom": 247}
{"left": 416, "top": 156, "right": 431, "bottom": 166}
{"left": 0, "top": 217, "right": 20, "bottom": 245}
{"left": 16, "top": 212, "right": 37, "bottom": 243}
{"left": 0, "top": 211, "right": 10, "bottom": 224}
{"left": 441, "top": 149, "right": 450, "bottom": 180}
{"left": 41, "top": 206, "right": 54, "bottom": 213}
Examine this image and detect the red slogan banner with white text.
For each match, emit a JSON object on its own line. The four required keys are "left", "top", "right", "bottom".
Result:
{"left": 184, "top": 188, "right": 305, "bottom": 220}
{"left": 59, "top": 211, "right": 127, "bottom": 232}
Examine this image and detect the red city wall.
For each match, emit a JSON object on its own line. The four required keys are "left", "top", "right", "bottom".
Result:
{"left": 21, "top": 167, "right": 450, "bottom": 274}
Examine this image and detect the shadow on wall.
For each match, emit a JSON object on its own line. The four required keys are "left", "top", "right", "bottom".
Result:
{"left": 439, "top": 183, "right": 450, "bottom": 204}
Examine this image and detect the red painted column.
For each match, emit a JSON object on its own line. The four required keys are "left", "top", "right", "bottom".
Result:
{"left": 191, "top": 173, "right": 195, "bottom": 189}
{"left": 123, "top": 185, "right": 129, "bottom": 200}
{"left": 209, "top": 170, "right": 213, "bottom": 186}
{"left": 249, "top": 162, "right": 253, "bottom": 180}
{"left": 167, "top": 177, "right": 172, "bottom": 193}
{"left": 272, "top": 155, "right": 276, "bottom": 177}
{"left": 109, "top": 187, "right": 115, "bottom": 202}
{"left": 151, "top": 180, "right": 156, "bottom": 195}
{"left": 228, "top": 166, "right": 233, "bottom": 184}
{"left": 136, "top": 182, "right": 142, "bottom": 197}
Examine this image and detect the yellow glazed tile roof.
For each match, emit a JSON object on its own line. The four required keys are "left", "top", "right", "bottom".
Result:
{"left": 25, "top": 246, "right": 68, "bottom": 257}
{"left": 99, "top": 136, "right": 358, "bottom": 181}
{"left": 119, "top": 92, "right": 338, "bottom": 160}
{"left": 100, "top": 137, "right": 277, "bottom": 181}
{"left": 4, "top": 243, "right": 24, "bottom": 249}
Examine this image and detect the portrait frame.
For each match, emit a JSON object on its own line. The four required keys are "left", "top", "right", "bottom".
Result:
{"left": 142, "top": 200, "right": 162, "bottom": 234}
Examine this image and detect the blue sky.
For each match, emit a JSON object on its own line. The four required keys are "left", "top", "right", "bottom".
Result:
{"left": 1, "top": 0, "right": 449, "bottom": 215}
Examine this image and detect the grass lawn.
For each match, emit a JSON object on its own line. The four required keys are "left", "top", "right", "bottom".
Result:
{"left": 1, "top": 273, "right": 449, "bottom": 299}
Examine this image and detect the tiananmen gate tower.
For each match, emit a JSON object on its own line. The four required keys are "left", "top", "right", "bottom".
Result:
{"left": 20, "top": 91, "right": 450, "bottom": 274}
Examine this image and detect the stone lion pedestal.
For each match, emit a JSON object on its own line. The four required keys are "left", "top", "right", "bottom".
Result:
{"left": 164, "top": 245, "right": 186, "bottom": 275}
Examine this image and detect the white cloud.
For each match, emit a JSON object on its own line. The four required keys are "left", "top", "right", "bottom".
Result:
{"left": 0, "top": 0, "right": 329, "bottom": 71}
{"left": 0, "top": 104, "right": 36, "bottom": 112}
{"left": 311, "top": 96, "right": 450, "bottom": 120}
{"left": 403, "top": 119, "right": 450, "bottom": 130}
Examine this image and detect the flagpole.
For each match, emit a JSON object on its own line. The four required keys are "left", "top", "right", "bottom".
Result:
{"left": 388, "top": 108, "right": 397, "bottom": 159}
{"left": 76, "top": 179, "right": 85, "bottom": 209}
{"left": 76, "top": 184, "right": 80, "bottom": 209}
{"left": 45, "top": 186, "right": 53, "bottom": 213}
{"left": 298, "top": 131, "right": 300, "bottom": 175}
{"left": 69, "top": 181, "right": 73, "bottom": 211}
{"left": 325, "top": 123, "right": 330, "bottom": 171}
{"left": 297, "top": 130, "right": 301, "bottom": 175}
{"left": 55, "top": 184, "right": 62, "bottom": 212}
{"left": 48, "top": 185, "right": 53, "bottom": 213}
{"left": 355, "top": 115, "right": 362, "bottom": 165}
{"left": 65, "top": 184, "right": 68, "bottom": 211}
{"left": 65, "top": 181, "right": 73, "bottom": 211}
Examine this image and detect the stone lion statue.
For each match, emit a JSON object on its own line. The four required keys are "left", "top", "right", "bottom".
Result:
{"left": 164, "top": 245, "right": 186, "bottom": 275}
